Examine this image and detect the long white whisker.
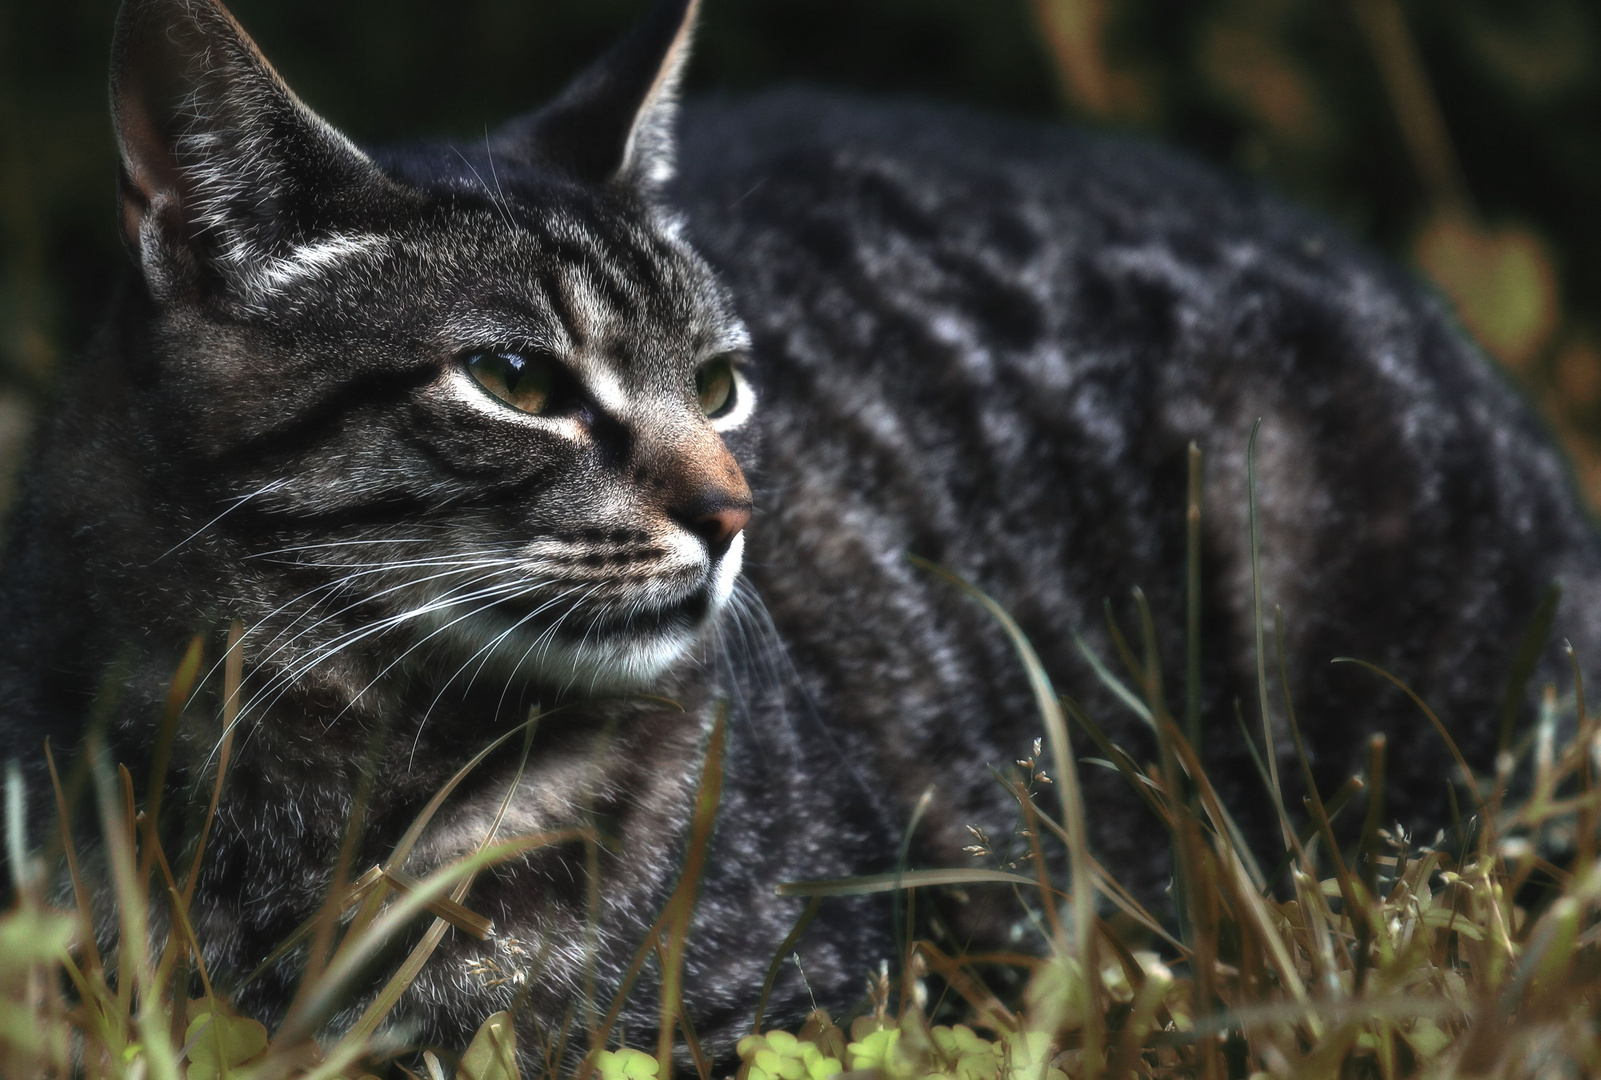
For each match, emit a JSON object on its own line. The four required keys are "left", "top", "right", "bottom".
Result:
{"left": 250, "top": 556, "right": 527, "bottom": 657}
{"left": 311, "top": 576, "right": 563, "bottom": 739}
{"left": 156, "top": 477, "right": 289, "bottom": 561}
{"left": 410, "top": 583, "right": 590, "bottom": 766}
{"left": 188, "top": 556, "right": 528, "bottom": 707}
{"left": 212, "top": 573, "right": 539, "bottom": 759}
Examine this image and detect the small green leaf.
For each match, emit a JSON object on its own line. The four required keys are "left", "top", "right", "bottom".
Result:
{"left": 460, "top": 1011, "right": 519, "bottom": 1080}
{"left": 594, "top": 1048, "right": 658, "bottom": 1080}
{"left": 184, "top": 1010, "right": 269, "bottom": 1080}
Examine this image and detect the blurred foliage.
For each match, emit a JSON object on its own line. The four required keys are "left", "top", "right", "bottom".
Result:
{"left": 1, "top": 0, "right": 1600, "bottom": 500}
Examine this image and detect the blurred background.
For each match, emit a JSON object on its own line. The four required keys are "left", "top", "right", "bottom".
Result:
{"left": 1, "top": 0, "right": 1598, "bottom": 515}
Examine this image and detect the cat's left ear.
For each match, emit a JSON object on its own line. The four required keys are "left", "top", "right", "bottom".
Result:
{"left": 111, "top": 0, "right": 402, "bottom": 300}
{"left": 495, "top": 0, "right": 699, "bottom": 194}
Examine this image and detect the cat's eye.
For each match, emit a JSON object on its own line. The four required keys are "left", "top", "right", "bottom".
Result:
{"left": 466, "top": 351, "right": 555, "bottom": 414}
{"left": 695, "top": 357, "right": 737, "bottom": 418}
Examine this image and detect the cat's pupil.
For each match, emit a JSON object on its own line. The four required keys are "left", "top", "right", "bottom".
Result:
{"left": 467, "top": 351, "right": 552, "bottom": 415}
{"left": 696, "top": 358, "right": 735, "bottom": 417}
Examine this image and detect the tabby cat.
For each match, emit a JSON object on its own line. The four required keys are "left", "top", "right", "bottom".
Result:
{"left": 3, "top": 0, "right": 1598, "bottom": 1063}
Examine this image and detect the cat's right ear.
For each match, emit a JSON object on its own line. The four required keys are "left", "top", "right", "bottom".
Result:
{"left": 111, "top": 0, "right": 397, "bottom": 300}
{"left": 493, "top": 0, "right": 699, "bottom": 195}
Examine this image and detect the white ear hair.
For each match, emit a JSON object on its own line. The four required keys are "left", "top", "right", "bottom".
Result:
{"left": 490, "top": 0, "right": 701, "bottom": 194}
{"left": 615, "top": 0, "right": 700, "bottom": 188}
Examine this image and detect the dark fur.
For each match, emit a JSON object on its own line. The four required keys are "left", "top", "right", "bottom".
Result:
{"left": 3, "top": 0, "right": 1598, "bottom": 1064}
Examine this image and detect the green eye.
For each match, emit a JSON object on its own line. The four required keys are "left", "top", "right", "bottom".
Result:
{"left": 695, "top": 357, "right": 736, "bottom": 418}
{"left": 467, "top": 351, "right": 554, "bottom": 414}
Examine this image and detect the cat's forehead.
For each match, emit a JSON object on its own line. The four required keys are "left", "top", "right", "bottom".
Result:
{"left": 434, "top": 202, "right": 740, "bottom": 364}
{"left": 271, "top": 181, "right": 745, "bottom": 369}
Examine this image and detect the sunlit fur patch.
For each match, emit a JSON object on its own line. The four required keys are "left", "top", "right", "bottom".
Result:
{"left": 252, "top": 232, "right": 389, "bottom": 294}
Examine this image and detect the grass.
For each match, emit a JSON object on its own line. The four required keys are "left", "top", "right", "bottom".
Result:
{"left": 3, "top": 436, "right": 1601, "bottom": 1078}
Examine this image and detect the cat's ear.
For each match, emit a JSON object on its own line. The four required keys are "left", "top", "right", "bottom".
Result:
{"left": 495, "top": 0, "right": 699, "bottom": 193}
{"left": 111, "top": 0, "right": 395, "bottom": 298}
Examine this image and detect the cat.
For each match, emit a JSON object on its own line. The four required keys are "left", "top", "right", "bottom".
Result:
{"left": 3, "top": 0, "right": 1599, "bottom": 1064}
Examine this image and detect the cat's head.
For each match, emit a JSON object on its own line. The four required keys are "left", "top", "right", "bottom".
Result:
{"left": 110, "top": 0, "right": 754, "bottom": 692}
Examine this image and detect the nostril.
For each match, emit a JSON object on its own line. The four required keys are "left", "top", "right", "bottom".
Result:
{"left": 685, "top": 504, "right": 751, "bottom": 557}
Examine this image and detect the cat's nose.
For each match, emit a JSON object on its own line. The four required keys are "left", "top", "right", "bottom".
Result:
{"left": 662, "top": 434, "right": 752, "bottom": 557}
{"left": 682, "top": 500, "right": 751, "bottom": 557}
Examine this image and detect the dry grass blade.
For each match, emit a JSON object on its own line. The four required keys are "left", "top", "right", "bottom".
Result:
{"left": 239, "top": 709, "right": 553, "bottom": 999}
{"left": 278, "top": 828, "right": 588, "bottom": 1045}
{"left": 1496, "top": 582, "right": 1561, "bottom": 758}
{"left": 908, "top": 553, "right": 1102, "bottom": 1071}
{"left": 751, "top": 896, "right": 822, "bottom": 1034}
{"left": 575, "top": 707, "right": 727, "bottom": 1079}
{"left": 183, "top": 620, "right": 242, "bottom": 910}
{"left": 43, "top": 739, "right": 101, "bottom": 978}
{"left": 1332, "top": 656, "right": 1484, "bottom": 804}
{"left": 139, "top": 635, "right": 203, "bottom": 895}
{"left": 332, "top": 715, "right": 544, "bottom": 1048}
{"left": 915, "top": 941, "right": 1021, "bottom": 1033}
{"left": 1185, "top": 441, "right": 1204, "bottom": 753}
{"left": 1247, "top": 419, "right": 1295, "bottom": 862}
{"left": 12, "top": 439, "right": 1601, "bottom": 1079}
{"left": 657, "top": 704, "right": 726, "bottom": 1074}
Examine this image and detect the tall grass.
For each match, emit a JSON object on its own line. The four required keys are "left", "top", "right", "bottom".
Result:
{"left": 3, "top": 438, "right": 1600, "bottom": 1078}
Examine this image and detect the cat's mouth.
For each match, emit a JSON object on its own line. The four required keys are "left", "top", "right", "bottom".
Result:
{"left": 415, "top": 532, "right": 743, "bottom": 690}
{"left": 429, "top": 564, "right": 729, "bottom": 690}
{"left": 491, "top": 584, "right": 712, "bottom": 639}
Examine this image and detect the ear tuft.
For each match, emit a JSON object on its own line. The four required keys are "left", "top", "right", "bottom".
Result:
{"left": 111, "top": 0, "right": 392, "bottom": 297}
{"left": 495, "top": 0, "right": 699, "bottom": 193}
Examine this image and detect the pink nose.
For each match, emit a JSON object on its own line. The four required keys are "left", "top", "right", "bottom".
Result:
{"left": 690, "top": 504, "right": 751, "bottom": 554}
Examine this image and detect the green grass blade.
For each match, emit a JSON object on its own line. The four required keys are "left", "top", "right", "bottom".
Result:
{"left": 751, "top": 897, "right": 823, "bottom": 1034}
{"left": 1497, "top": 581, "right": 1560, "bottom": 758}
{"left": 909, "top": 553, "right": 1102, "bottom": 1066}
{"left": 1073, "top": 630, "right": 1155, "bottom": 729}
{"left": 277, "top": 828, "right": 588, "bottom": 1044}
{"left": 333, "top": 713, "right": 544, "bottom": 1048}
{"left": 777, "top": 867, "right": 1040, "bottom": 897}
{"left": 1186, "top": 442, "right": 1204, "bottom": 758}
{"left": 891, "top": 785, "right": 934, "bottom": 976}
{"left": 1247, "top": 419, "right": 1293, "bottom": 855}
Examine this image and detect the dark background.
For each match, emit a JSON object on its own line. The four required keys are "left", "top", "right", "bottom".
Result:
{"left": 2, "top": 0, "right": 1598, "bottom": 509}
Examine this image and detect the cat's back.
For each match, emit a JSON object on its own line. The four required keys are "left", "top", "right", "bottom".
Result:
{"left": 670, "top": 90, "right": 1601, "bottom": 877}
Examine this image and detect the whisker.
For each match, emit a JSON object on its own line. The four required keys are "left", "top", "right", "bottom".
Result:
{"left": 212, "top": 572, "right": 540, "bottom": 759}
{"left": 187, "top": 557, "right": 528, "bottom": 708}
{"left": 250, "top": 555, "right": 527, "bottom": 654}
{"left": 310, "top": 576, "right": 564, "bottom": 739}
{"left": 156, "top": 477, "right": 289, "bottom": 561}
{"left": 410, "top": 583, "right": 591, "bottom": 765}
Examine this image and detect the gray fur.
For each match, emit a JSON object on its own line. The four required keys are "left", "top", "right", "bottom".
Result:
{"left": 3, "top": 0, "right": 1599, "bottom": 1066}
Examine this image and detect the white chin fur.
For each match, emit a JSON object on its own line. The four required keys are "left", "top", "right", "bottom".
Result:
{"left": 524, "top": 628, "right": 702, "bottom": 690}
{"left": 714, "top": 532, "right": 745, "bottom": 605}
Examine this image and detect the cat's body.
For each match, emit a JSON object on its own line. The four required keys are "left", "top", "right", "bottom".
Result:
{"left": 3, "top": 0, "right": 1598, "bottom": 1064}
